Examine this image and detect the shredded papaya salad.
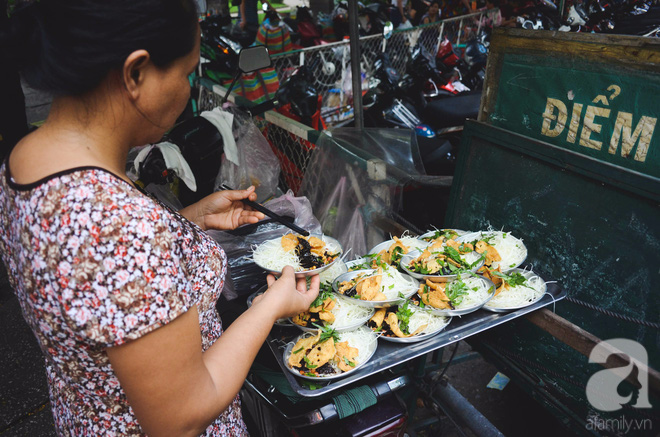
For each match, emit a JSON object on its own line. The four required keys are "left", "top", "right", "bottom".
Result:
{"left": 484, "top": 270, "right": 546, "bottom": 309}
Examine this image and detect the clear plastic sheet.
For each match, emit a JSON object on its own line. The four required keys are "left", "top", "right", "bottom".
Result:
{"left": 208, "top": 191, "right": 322, "bottom": 300}
{"left": 298, "top": 128, "right": 441, "bottom": 259}
{"left": 215, "top": 105, "right": 281, "bottom": 203}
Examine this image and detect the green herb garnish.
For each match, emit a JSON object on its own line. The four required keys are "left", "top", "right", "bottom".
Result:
{"left": 391, "top": 246, "right": 404, "bottom": 264}
{"left": 492, "top": 271, "right": 531, "bottom": 289}
{"left": 310, "top": 283, "right": 334, "bottom": 308}
{"left": 343, "top": 357, "right": 356, "bottom": 367}
{"left": 395, "top": 301, "right": 414, "bottom": 334}
{"left": 446, "top": 278, "right": 470, "bottom": 306}
{"left": 293, "top": 347, "right": 304, "bottom": 354}
{"left": 318, "top": 324, "right": 340, "bottom": 343}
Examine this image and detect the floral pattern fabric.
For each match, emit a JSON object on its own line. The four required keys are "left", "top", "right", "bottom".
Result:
{"left": 0, "top": 164, "right": 249, "bottom": 436}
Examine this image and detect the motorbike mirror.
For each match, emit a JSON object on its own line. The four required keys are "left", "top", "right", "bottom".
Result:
{"left": 238, "top": 45, "right": 273, "bottom": 73}
{"left": 222, "top": 45, "right": 273, "bottom": 103}
{"left": 383, "top": 21, "right": 394, "bottom": 39}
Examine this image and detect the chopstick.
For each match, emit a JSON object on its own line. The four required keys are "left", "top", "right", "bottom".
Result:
{"left": 220, "top": 184, "right": 310, "bottom": 236}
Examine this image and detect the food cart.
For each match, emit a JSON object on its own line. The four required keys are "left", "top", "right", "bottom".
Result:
{"left": 200, "top": 28, "right": 659, "bottom": 436}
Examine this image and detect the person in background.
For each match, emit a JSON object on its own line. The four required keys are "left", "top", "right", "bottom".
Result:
{"left": 421, "top": 0, "right": 442, "bottom": 24}
{"left": 239, "top": 0, "right": 274, "bottom": 45}
{"left": 0, "top": 0, "right": 319, "bottom": 435}
{"left": 438, "top": 0, "right": 471, "bottom": 17}
{"left": 391, "top": 0, "right": 409, "bottom": 28}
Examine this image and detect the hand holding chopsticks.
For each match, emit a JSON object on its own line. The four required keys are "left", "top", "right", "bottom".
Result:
{"left": 220, "top": 184, "right": 310, "bottom": 236}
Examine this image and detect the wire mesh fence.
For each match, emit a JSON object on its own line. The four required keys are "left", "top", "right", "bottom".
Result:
{"left": 198, "top": 83, "right": 317, "bottom": 194}
{"left": 269, "top": 10, "right": 488, "bottom": 126}
{"left": 197, "top": 11, "right": 488, "bottom": 194}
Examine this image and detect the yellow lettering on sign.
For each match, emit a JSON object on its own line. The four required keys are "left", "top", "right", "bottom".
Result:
{"left": 567, "top": 103, "right": 583, "bottom": 144}
{"left": 541, "top": 98, "right": 567, "bottom": 138}
{"left": 580, "top": 106, "right": 611, "bottom": 150}
{"left": 609, "top": 112, "right": 657, "bottom": 162}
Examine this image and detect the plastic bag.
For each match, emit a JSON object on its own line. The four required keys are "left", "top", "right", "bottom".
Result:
{"left": 215, "top": 105, "right": 281, "bottom": 203}
{"left": 208, "top": 190, "right": 321, "bottom": 300}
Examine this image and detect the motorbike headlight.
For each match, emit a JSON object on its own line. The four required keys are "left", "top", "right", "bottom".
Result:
{"left": 219, "top": 35, "right": 242, "bottom": 55}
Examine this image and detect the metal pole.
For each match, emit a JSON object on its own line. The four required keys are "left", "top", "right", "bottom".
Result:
{"left": 348, "top": 0, "right": 363, "bottom": 130}
{"left": 431, "top": 380, "right": 504, "bottom": 437}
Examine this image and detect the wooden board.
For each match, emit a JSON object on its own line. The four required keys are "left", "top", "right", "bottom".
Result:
{"left": 480, "top": 29, "right": 660, "bottom": 178}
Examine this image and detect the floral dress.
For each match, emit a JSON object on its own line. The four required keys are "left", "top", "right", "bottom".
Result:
{"left": 0, "top": 163, "right": 249, "bottom": 436}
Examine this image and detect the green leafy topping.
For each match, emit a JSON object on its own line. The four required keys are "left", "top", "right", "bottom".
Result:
{"left": 446, "top": 278, "right": 470, "bottom": 306}
{"left": 395, "top": 301, "right": 414, "bottom": 334}
{"left": 391, "top": 245, "right": 404, "bottom": 264}
{"left": 444, "top": 246, "right": 469, "bottom": 268}
{"left": 317, "top": 324, "right": 340, "bottom": 343}
{"left": 343, "top": 357, "right": 356, "bottom": 367}
{"left": 303, "top": 372, "right": 316, "bottom": 377}
{"left": 310, "top": 283, "right": 334, "bottom": 308}
{"left": 492, "top": 271, "right": 532, "bottom": 289}
{"left": 293, "top": 347, "right": 304, "bottom": 354}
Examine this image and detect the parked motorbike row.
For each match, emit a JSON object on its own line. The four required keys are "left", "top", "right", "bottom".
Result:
{"left": 513, "top": 0, "right": 659, "bottom": 35}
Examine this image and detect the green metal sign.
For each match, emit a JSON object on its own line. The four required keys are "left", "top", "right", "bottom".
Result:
{"left": 489, "top": 53, "right": 660, "bottom": 178}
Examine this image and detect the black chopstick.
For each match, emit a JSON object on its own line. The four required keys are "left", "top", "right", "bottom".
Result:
{"left": 220, "top": 184, "right": 310, "bottom": 236}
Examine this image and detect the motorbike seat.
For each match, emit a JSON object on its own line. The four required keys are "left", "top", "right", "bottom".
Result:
{"left": 422, "top": 92, "right": 481, "bottom": 129}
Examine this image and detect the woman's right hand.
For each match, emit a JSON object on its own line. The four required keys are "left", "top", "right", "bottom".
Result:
{"left": 255, "top": 266, "right": 320, "bottom": 320}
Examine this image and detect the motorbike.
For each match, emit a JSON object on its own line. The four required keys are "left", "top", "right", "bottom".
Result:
{"left": 435, "top": 35, "right": 488, "bottom": 93}
{"left": 200, "top": 14, "right": 245, "bottom": 85}
{"left": 362, "top": 31, "right": 482, "bottom": 176}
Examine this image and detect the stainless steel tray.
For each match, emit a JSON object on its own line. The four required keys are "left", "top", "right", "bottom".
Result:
{"left": 265, "top": 279, "right": 565, "bottom": 397}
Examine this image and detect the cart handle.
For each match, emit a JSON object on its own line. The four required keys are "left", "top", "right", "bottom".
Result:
{"left": 244, "top": 374, "right": 410, "bottom": 427}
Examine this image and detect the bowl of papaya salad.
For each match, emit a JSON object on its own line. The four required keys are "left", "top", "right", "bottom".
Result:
{"left": 290, "top": 284, "right": 375, "bottom": 333}
{"left": 482, "top": 268, "right": 547, "bottom": 312}
{"left": 332, "top": 267, "right": 419, "bottom": 308}
{"left": 252, "top": 233, "right": 343, "bottom": 278}
{"left": 414, "top": 275, "right": 496, "bottom": 316}
{"left": 456, "top": 230, "right": 527, "bottom": 272}
{"left": 399, "top": 239, "right": 484, "bottom": 282}
{"left": 284, "top": 325, "right": 378, "bottom": 381}
{"left": 367, "top": 234, "right": 428, "bottom": 267}
{"left": 368, "top": 300, "right": 450, "bottom": 343}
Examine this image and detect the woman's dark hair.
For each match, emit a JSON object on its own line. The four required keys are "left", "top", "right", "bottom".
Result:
{"left": 3, "top": 0, "right": 199, "bottom": 96}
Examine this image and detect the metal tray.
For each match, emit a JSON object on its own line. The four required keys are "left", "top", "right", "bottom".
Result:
{"left": 482, "top": 268, "right": 547, "bottom": 313}
{"left": 399, "top": 250, "right": 484, "bottom": 282}
{"left": 457, "top": 231, "right": 528, "bottom": 272}
{"left": 252, "top": 234, "right": 343, "bottom": 278}
{"left": 282, "top": 326, "right": 378, "bottom": 381}
{"left": 416, "top": 276, "right": 496, "bottom": 317}
{"left": 265, "top": 279, "right": 565, "bottom": 397}
{"left": 332, "top": 269, "right": 419, "bottom": 308}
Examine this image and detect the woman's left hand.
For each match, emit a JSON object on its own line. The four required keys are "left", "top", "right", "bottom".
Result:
{"left": 179, "top": 186, "right": 265, "bottom": 231}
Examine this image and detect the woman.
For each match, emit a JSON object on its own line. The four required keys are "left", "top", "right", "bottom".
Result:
{"left": 0, "top": 1, "right": 319, "bottom": 436}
